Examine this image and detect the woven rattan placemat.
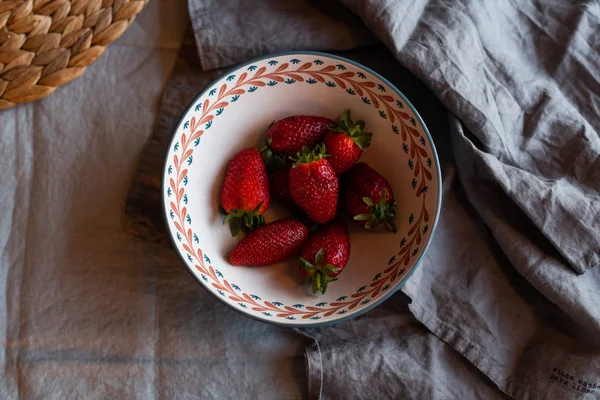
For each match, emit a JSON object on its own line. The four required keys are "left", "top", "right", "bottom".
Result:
{"left": 0, "top": 0, "right": 149, "bottom": 110}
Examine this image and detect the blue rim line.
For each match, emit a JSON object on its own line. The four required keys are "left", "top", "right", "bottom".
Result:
{"left": 161, "top": 51, "right": 443, "bottom": 328}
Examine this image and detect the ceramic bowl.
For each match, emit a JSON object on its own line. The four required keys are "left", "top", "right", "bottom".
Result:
{"left": 162, "top": 52, "right": 441, "bottom": 326}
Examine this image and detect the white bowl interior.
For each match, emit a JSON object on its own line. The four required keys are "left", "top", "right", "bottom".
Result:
{"left": 163, "top": 53, "right": 440, "bottom": 325}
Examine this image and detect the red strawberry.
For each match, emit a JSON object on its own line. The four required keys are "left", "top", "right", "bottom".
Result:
{"left": 230, "top": 219, "right": 308, "bottom": 266}
{"left": 322, "top": 110, "right": 372, "bottom": 175}
{"left": 221, "top": 148, "right": 270, "bottom": 236}
{"left": 270, "top": 168, "right": 295, "bottom": 208}
{"left": 289, "top": 144, "right": 339, "bottom": 223}
{"left": 266, "top": 115, "right": 332, "bottom": 155}
{"left": 299, "top": 220, "right": 351, "bottom": 294}
{"left": 340, "top": 162, "right": 397, "bottom": 232}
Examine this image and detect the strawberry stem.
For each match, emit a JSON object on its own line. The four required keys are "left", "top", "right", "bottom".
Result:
{"left": 300, "top": 248, "right": 341, "bottom": 294}
{"left": 291, "top": 144, "right": 329, "bottom": 168}
{"left": 261, "top": 138, "right": 289, "bottom": 173}
{"left": 353, "top": 188, "right": 397, "bottom": 232}
{"left": 222, "top": 202, "right": 266, "bottom": 236}
{"left": 328, "top": 110, "right": 372, "bottom": 150}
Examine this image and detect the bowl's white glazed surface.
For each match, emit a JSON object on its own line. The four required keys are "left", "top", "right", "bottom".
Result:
{"left": 163, "top": 52, "right": 441, "bottom": 326}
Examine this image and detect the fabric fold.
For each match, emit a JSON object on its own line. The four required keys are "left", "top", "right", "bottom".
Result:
{"left": 296, "top": 329, "right": 323, "bottom": 400}
{"left": 187, "top": 0, "right": 378, "bottom": 71}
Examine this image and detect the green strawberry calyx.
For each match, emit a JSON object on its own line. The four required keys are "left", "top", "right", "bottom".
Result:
{"left": 353, "top": 188, "right": 397, "bottom": 233}
{"left": 291, "top": 144, "right": 329, "bottom": 167}
{"left": 261, "top": 138, "right": 288, "bottom": 173}
{"left": 299, "top": 248, "right": 341, "bottom": 295}
{"left": 221, "top": 202, "right": 265, "bottom": 236}
{"left": 328, "top": 110, "right": 373, "bottom": 150}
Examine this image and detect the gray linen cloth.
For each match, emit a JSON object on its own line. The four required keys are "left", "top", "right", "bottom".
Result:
{"left": 178, "top": 0, "right": 600, "bottom": 398}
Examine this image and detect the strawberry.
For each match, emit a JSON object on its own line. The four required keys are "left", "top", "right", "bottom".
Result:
{"left": 299, "top": 220, "right": 351, "bottom": 294}
{"left": 266, "top": 115, "right": 332, "bottom": 155}
{"left": 289, "top": 144, "right": 339, "bottom": 223}
{"left": 340, "top": 162, "right": 397, "bottom": 232}
{"left": 230, "top": 218, "right": 308, "bottom": 266}
{"left": 322, "top": 110, "right": 372, "bottom": 175}
{"left": 221, "top": 148, "right": 270, "bottom": 236}
{"left": 270, "top": 168, "right": 295, "bottom": 208}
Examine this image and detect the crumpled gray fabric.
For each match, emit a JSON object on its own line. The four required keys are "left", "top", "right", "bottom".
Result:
{"left": 178, "top": 0, "right": 600, "bottom": 399}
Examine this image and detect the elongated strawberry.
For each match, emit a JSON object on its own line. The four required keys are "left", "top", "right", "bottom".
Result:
{"left": 289, "top": 144, "right": 339, "bottom": 223}
{"left": 340, "top": 162, "right": 397, "bottom": 232}
{"left": 322, "top": 110, "right": 372, "bottom": 175}
{"left": 266, "top": 115, "right": 332, "bottom": 155}
{"left": 221, "top": 148, "right": 270, "bottom": 236}
{"left": 299, "top": 220, "right": 351, "bottom": 294}
{"left": 230, "top": 219, "right": 308, "bottom": 266}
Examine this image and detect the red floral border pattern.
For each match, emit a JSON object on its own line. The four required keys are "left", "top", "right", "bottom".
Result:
{"left": 166, "top": 58, "right": 435, "bottom": 321}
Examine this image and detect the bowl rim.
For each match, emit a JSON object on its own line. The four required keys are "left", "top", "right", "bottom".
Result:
{"left": 161, "top": 50, "right": 443, "bottom": 327}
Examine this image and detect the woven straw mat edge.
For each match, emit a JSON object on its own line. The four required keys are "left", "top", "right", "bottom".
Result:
{"left": 0, "top": 0, "right": 149, "bottom": 110}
